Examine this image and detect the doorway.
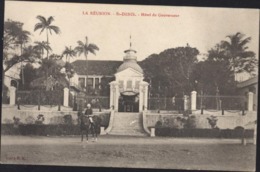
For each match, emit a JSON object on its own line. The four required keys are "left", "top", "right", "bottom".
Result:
{"left": 118, "top": 94, "right": 139, "bottom": 112}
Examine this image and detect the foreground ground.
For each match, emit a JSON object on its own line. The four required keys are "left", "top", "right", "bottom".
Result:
{"left": 0, "top": 135, "right": 256, "bottom": 171}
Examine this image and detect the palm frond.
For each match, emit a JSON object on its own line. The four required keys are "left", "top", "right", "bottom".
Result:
{"left": 239, "top": 37, "right": 251, "bottom": 48}
{"left": 77, "top": 40, "right": 84, "bottom": 47}
{"left": 36, "top": 15, "right": 47, "bottom": 25}
{"left": 40, "top": 27, "right": 45, "bottom": 35}
{"left": 48, "top": 25, "right": 61, "bottom": 34}
{"left": 34, "top": 23, "right": 44, "bottom": 31}
{"left": 47, "top": 16, "right": 54, "bottom": 25}
{"left": 74, "top": 47, "right": 83, "bottom": 56}
{"left": 89, "top": 43, "right": 99, "bottom": 51}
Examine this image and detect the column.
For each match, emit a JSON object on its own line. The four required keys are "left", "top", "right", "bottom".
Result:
{"left": 114, "top": 84, "right": 119, "bottom": 111}
{"left": 109, "top": 83, "right": 115, "bottom": 109}
{"left": 93, "top": 77, "right": 95, "bottom": 89}
{"left": 184, "top": 95, "right": 188, "bottom": 111}
{"left": 63, "top": 87, "right": 69, "bottom": 106}
{"left": 191, "top": 91, "right": 197, "bottom": 111}
{"left": 139, "top": 85, "right": 144, "bottom": 111}
{"left": 9, "top": 86, "right": 16, "bottom": 105}
{"left": 99, "top": 77, "right": 101, "bottom": 89}
{"left": 248, "top": 92, "right": 253, "bottom": 111}
{"left": 144, "top": 83, "right": 149, "bottom": 111}
{"left": 254, "top": 121, "right": 257, "bottom": 145}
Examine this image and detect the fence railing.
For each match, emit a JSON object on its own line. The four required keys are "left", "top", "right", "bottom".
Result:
{"left": 84, "top": 96, "right": 110, "bottom": 109}
{"left": 197, "top": 95, "right": 246, "bottom": 110}
{"left": 2, "top": 89, "right": 10, "bottom": 104}
{"left": 16, "top": 90, "right": 64, "bottom": 106}
{"left": 148, "top": 97, "right": 185, "bottom": 111}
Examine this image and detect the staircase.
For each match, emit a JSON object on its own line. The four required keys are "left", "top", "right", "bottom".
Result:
{"left": 109, "top": 112, "right": 147, "bottom": 136}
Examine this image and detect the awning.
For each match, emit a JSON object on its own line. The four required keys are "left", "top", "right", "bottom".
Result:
{"left": 121, "top": 91, "right": 139, "bottom": 96}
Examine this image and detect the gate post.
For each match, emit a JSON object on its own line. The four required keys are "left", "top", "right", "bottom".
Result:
{"left": 9, "top": 86, "right": 16, "bottom": 105}
{"left": 191, "top": 91, "right": 197, "bottom": 111}
{"left": 63, "top": 87, "right": 69, "bottom": 107}
{"left": 247, "top": 92, "right": 253, "bottom": 111}
{"left": 184, "top": 95, "right": 189, "bottom": 111}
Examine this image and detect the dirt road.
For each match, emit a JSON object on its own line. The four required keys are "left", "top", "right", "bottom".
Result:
{"left": 1, "top": 135, "right": 256, "bottom": 171}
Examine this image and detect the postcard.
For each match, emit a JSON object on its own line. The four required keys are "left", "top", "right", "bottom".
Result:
{"left": 1, "top": 1, "right": 259, "bottom": 171}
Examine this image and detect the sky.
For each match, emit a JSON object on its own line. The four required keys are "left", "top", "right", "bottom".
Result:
{"left": 4, "top": 1, "right": 260, "bottom": 63}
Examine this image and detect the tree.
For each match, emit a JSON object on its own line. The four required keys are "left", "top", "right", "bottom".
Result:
{"left": 62, "top": 46, "right": 76, "bottom": 63}
{"left": 14, "top": 24, "right": 31, "bottom": 86}
{"left": 18, "top": 63, "right": 37, "bottom": 90}
{"left": 141, "top": 45, "right": 199, "bottom": 97}
{"left": 193, "top": 60, "right": 236, "bottom": 96}
{"left": 31, "top": 58, "right": 68, "bottom": 90}
{"left": 4, "top": 19, "right": 24, "bottom": 51}
{"left": 75, "top": 36, "right": 99, "bottom": 93}
{"left": 34, "top": 15, "right": 60, "bottom": 58}
{"left": 15, "top": 28, "right": 30, "bottom": 55}
{"left": 209, "top": 32, "right": 257, "bottom": 78}
{"left": 3, "top": 46, "right": 41, "bottom": 84}
{"left": 33, "top": 41, "right": 52, "bottom": 59}
{"left": 3, "top": 19, "right": 40, "bottom": 88}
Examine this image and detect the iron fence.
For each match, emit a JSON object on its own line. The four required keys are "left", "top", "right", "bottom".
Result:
{"left": 2, "top": 89, "right": 10, "bottom": 104}
{"left": 197, "top": 95, "right": 246, "bottom": 110}
{"left": 148, "top": 97, "right": 185, "bottom": 111}
{"left": 84, "top": 96, "right": 110, "bottom": 109}
{"left": 16, "top": 90, "right": 63, "bottom": 106}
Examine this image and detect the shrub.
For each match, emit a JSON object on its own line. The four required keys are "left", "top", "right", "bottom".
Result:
{"left": 98, "top": 113, "right": 110, "bottom": 128}
{"left": 184, "top": 115, "right": 196, "bottom": 129}
{"left": 35, "top": 114, "right": 45, "bottom": 124}
{"left": 63, "top": 114, "right": 73, "bottom": 125}
{"left": 25, "top": 116, "right": 35, "bottom": 124}
{"left": 207, "top": 116, "right": 218, "bottom": 129}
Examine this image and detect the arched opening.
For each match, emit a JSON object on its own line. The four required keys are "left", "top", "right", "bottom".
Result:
{"left": 118, "top": 91, "right": 139, "bottom": 112}
{"left": 11, "top": 79, "right": 19, "bottom": 88}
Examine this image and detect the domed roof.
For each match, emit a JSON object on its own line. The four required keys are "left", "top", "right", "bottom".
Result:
{"left": 117, "top": 60, "right": 143, "bottom": 73}
{"left": 117, "top": 48, "right": 143, "bottom": 74}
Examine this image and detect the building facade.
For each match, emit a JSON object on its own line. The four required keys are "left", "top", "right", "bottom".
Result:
{"left": 109, "top": 48, "right": 149, "bottom": 112}
{"left": 71, "top": 47, "right": 149, "bottom": 113}
{"left": 237, "top": 76, "right": 258, "bottom": 111}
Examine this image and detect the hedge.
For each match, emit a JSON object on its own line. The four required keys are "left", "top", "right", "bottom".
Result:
{"left": 1, "top": 124, "right": 101, "bottom": 136}
{"left": 155, "top": 127, "right": 254, "bottom": 138}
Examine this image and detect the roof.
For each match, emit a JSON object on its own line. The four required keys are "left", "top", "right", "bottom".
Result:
{"left": 237, "top": 76, "right": 258, "bottom": 88}
{"left": 117, "top": 60, "right": 143, "bottom": 74}
{"left": 72, "top": 60, "right": 122, "bottom": 76}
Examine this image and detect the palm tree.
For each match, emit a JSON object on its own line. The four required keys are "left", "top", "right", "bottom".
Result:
{"left": 62, "top": 46, "right": 76, "bottom": 63}
{"left": 75, "top": 36, "right": 99, "bottom": 93}
{"left": 34, "top": 15, "right": 60, "bottom": 59}
{"left": 220, "top": 32, "right": 256, "bottom": 78}
{"left": 62, "top": 46, "right": 76, "bottom": 94}
{"left": 15, "top": 28, "right": 31, "bottom": 87}
{"left": 15, "top": 29, "right": 30, "bottom": 55}
{"left": 33, "top": 41, "right": 52, "bottom": 59}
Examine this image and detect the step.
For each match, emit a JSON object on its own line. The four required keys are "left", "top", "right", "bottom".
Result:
{"left": 108, "top": 112, "right": 147, "bottom": 136}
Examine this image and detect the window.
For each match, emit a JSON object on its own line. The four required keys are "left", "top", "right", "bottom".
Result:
{"left": 87, "top": 78, "right": 93, "bottom": 88}
{"left": 126, "top": 80, "right": 132, "bottom": 89}
{"left": 95, "top": 78, "right": 99, "bottom": 88}
{"left": 119, "top": 80, "right": 124, "bottom": 89}
{"left": 135, "top": 81, "right": 140, "bottom": 90}
{"left": 78, "top": 78, "right": 85, "bottom": 88}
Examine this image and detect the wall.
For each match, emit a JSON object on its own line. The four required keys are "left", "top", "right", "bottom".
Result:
{"left": 1, "top": 105, "right": 110, "bottom": 125}
{"left": 145, "top": 111, "right": 257, "bottom": 129}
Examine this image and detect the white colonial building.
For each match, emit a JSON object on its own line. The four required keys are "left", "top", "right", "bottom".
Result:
{"left": 109, "top": 47, "right": 149, "bottom": 112}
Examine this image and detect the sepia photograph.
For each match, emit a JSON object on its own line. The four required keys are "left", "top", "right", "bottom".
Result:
{"left": 1, "top": 0, "right": 259, "bottom": 171}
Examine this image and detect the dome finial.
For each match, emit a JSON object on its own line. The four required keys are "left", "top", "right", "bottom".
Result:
{"left": 130, "top": 34, "right": 132, "bottom": 48}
